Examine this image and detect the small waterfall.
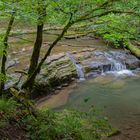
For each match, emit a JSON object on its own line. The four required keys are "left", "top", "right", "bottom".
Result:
{"left": 103, "top": 52, "right": 135, "bottom": 76}
{"left": 66, "top": 52, "right": 85, "bottom": 81}
{"left": 111, "top": 61, "right": 126, "bottom": 71}
{"left": 104, "top": 52, "right": 126, "bottom": 71}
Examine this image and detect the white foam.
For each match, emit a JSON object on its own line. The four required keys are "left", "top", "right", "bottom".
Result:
{"left": 106, "top": 70, "right": 136, "bottom": 76}
{"left": 117, "top": 70, "right": 134, "bottom": 75}
{"left": 66, "top": 52, "right": 85, "bottom": 80}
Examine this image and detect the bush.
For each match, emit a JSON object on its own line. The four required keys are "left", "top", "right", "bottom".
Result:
{"left": 94, "top": 14, "right": 138, "bottom": 47}
{"left": 0, "top": 99, "right": 113, "bottom": 140}
{"left": 26, "top": 108, "right": 112, "bottom": 140}
{"left": 0, "top": 98, "right": 18, "bottom": 128}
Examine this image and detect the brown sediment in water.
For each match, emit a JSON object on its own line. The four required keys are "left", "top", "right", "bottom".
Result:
{"left": 36, "top": 78, "right": 140, "bottom": 140}
{"left": 36, "top": 82, "right": 77, "bottom": 109}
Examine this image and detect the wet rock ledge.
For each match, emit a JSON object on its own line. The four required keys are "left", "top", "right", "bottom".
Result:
{"left": 5, "top": 48, "right": 140, "bottom": 98}
{"left": 32, "top": 49, "right": 140, "bottom": 98}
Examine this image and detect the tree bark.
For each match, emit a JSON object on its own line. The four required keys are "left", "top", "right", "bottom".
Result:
{"left": 0, "top": 11, "right": 15, "bottom": 94}
{"left": 27, "top": 0, "right": 46, "bottom": 75}
{"left": 28, "top": 24, "right": 44, "bottom": 75}
{"left": 126, "top": 42, "right": 140, "bottom": 58}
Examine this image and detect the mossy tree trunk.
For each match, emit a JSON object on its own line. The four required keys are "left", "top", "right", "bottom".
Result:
{"left": 28, "top": 0, "right": 46, "bottom": 75}
{"left": 126, "top": 42, "right": 140, "bottom": 58}
{"left": 0, "top": 11, "right": 16, "bottom": 95}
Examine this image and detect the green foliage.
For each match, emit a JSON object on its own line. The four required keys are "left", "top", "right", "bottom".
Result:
{"left": 0, "top": 98, "right": 18, "bottom": 128}
{"left": 0, "top": 37, "right": 4, "bottom": 55}
{"left": 25, "top": 108, "right": 112, "bottom": 140}
{"left": 95, "top": 13, "right": 139, "bottom": 47}
{"left": 93, "top": 0, "right": 140, "bottom": 47}
{"left": 0, "top": 98, "right": 112, "bottom": 140}
{"left": 0, "top": 73, "right": 7, "bottom": 84}
{"left": 0, "top": 98, "right": 17, "bottom": 114}
{"left": 47, "top": 0, "right": 96, "bottom": 23}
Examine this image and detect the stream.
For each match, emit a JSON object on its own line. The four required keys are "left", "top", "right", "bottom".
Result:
{"left": 43, "top": 71, "right": 139, "bottom": 140}
{"left": 38, "top": 69, "right": 140, "bottom": 140}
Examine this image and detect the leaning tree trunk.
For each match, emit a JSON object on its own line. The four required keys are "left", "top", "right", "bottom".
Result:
{"left": 0, "top": 11, "right": 16, "bottom": 95}
{"left": 27, "top": 0, "right": 46, "bottom": 75}
{"left": 126, "top": 41, "right": 140, "bottom": 59}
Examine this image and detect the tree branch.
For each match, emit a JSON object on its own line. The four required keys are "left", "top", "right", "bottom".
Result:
{"left": 22, "top": 14, "right": 74, "bottom": 90}
{"left": 74, "top": 9, "right": 140, "bottom": 23}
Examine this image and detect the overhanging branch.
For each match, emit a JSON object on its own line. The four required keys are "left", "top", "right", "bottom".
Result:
{"left": 74, "top": 10, "right": 140, "bottom": 23}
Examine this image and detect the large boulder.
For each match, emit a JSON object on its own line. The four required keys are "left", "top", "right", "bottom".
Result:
{"left": 36, "top": 49, "right": 140, "bottom": 89}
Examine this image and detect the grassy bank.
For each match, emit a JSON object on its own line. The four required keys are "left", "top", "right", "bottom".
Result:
{"left": 0, "top": 98, "right": 113, "bottom": 140}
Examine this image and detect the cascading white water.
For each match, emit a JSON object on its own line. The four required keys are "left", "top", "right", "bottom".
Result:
{"left": 104, "top": 52, "right": 135, "bottom": 76}
{"left": 110, "top": 61, "right": 126, "bottom": 71}
{"left": 66, "top": 52, "right": 85, "bottom": 81}
{"left": 104, "top": 52, "right": 126, "bottom": 71}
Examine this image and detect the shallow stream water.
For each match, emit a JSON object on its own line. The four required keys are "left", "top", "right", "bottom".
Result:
{"left": 54, "top": 72, "right": 140, "bottom": 139}
{"left": 61, "top": 75, "right": 140, "bottom": 121}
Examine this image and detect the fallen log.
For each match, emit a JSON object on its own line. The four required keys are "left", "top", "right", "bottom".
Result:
{"left": 126, "top": 42, "right": 140, "bottom": 59}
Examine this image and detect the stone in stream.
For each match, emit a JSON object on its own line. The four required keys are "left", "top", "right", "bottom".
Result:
{"left": 12, "top": 51, "right": 18, "bottom": 55}
{"left": 125, "top": 59, "right": 140, "bottom": 70}
{"left": 62, "top": 83, "right": 69, "bottom": 87}
{"left": 6, "top": 59, "right": 20, "bottom": 70}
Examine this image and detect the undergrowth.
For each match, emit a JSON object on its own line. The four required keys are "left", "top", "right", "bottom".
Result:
{"left": 0, "top": 98, "right": 113, "bottom": 140}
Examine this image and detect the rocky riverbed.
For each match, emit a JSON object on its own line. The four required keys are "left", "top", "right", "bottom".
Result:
{"left": 5, "top": 47, "right": 140, "bottom": 99}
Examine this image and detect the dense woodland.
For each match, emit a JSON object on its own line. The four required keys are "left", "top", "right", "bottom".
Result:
{"left": 0, "top": 0, "right": 140, "bottom": 140}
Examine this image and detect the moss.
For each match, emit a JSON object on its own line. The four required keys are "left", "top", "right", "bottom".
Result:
{"left": 55, "top": 59, "right": 71, "bottom": 66}
{"left": 76, "top": 56, "right": 85, "bottom": 62}
{"left": 106, "top": 129, "right": 121, "bottom": 137}
{"left": 84, "top": 66, "right": 92, "bottom": 74}
{"left": 127, "top": 42, "right": 140, "bottom": 58}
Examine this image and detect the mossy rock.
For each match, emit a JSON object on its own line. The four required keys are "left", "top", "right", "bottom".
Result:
{"left": 55, "top": 58, "right": 71, "bottom": 66}
{"left": 84, "top": 66, "right": 92, "bottom": 74}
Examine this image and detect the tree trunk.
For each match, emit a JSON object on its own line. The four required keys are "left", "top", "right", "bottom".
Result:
{"left": 0, "top": 11, "right": 15, "bottom": 94}
{"left": 27, "top": 24, "right": 44, "bottom": 75}
{"left": 22, "top": 21, "right": 73, "bottom": 90}
{"left": 27, "top": 0, "right": 46, "bottom": 75}
{"left": 126, "top": 42, "right": 140, "bottom": 58}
